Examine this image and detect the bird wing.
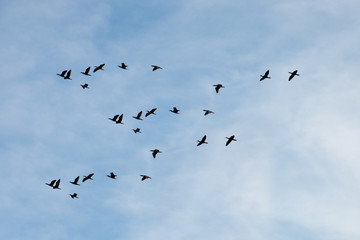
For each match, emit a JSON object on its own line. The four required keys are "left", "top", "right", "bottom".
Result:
{"left": 137, "top": 111, "right": 142, "bottom": 118}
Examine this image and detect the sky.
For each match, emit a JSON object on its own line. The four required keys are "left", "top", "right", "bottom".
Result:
{"left": 1, "top": 0, "right": 360, "bottom": 239}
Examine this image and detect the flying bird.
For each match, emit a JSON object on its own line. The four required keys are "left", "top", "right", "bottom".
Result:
{"left": 151, "top": 65, "right": 162, "bottom": 71}
{"left": 150, "top": 149, "right": 162, "bottom": 158}
{"left": 140, "top": 175, "right": 151, "bottom": 181}
{"left": 64, "top": 70, "right": 72, "bottom": 80}
{"left": 132, "top": 111, "right": 143, "bottom": 120}
{"left": 145, "top": 108, "right": 157, "bottom": 117}
{"left": 109, "top": 114, "right": 119, "bottom": 122}
{"left": 260, "top": 70, "right": 270, "bottom": 81}
{"left": 197, "top": 135, "right": 208, "bottom": 146}
{"left": 203, "top": 109, "right": 214, "bottom": 116}
{"left": 46, "top": 179, "right": 56, "bottom": 187}
{"left": 81, "top": 83, "right": 89, "bottom": 89}
{"left": 70, "top": 176, "right": 80, "bottom": 186}
{"left": 225, "top": 135, "right": 237, "bottom": 146}
{"left": 93, "top": 64, "right": 105, "bottom": 72}
{"left": 118, "top": 63, "right": 128, "bottom": 70}
{"left": 82, "top": 173, "right": 94, "bottom": 182}
{"left": 115, "top": 114, "right": 124, "bottom": 124}
{"left": 213, "top": 84, "right": 225, "bottom": 93}
{"left": 170, "top": 107, "right": 180, "bottom": 114}
{"left": 69, "top": 193, "right": 78, "bottom": 199}
{"left": 107, "top": 172, "right": 117, "bottom": 179}
{"left": 53, "top": 179, "right": 61, "bottom": 189}
{"left": 133, "top": 128, "right": 141, "bottom": 133}
{"left": 288, "top": 70, "right": 299, "bottom": 81}
{"left": 57, "top": 70, "right": 67, "bottom": 78}
{"left": 81, "top": 67, "right": 91, "bottom": 76}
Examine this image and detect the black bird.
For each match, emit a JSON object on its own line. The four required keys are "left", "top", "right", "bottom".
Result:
{"left": 70, "top": 176, "right": 80, "bottom": 186}
{"left": 116, "top": 114, "right": 124, "bottom": 124}
{"left": 260, "top": 70, "right": 270, "bottom": 81}
{"left": 140, "top": 175, "right": 151, "bottom": 181}
{"left": 57, "top": 70, "right": 67, "bottom": 78}
{"left": 83, "top": 173, "right": 94, "bottom": 182}
{"left": 213, "top": 84, "right": 225, "bottom": 93}
{"left": 93, "top": 64, "right": 105, "bottom": 72}
{"left": 132, "top": 111, "right": 143, "bottom": 120}
{"left": 118, "top": 63, "right": 128, "bottom": 70}
{"left": 46, "top": 179, "right": 56, "bottom": 187}
{"left": 170, "top": 107, "right": 180, "bottom": 114}
{"left": 150, "top": 149, "right": 162, "bottom": 158}
{"left": 151, "top": 65, "right": 162, "bottom": 71}
{"left": 145, "top": 108, "right": 157, "bottom": 117}
{"left": 225, "top": 135, "right": 237, "bottom": 146}
{"left": 109, "top": 114, "right": 119, "bottom": 122}
{"left": 133, "top": 128, "right": 141, "bottom": 133}
{"left": 197, "top": 135, "right": 208, "bottom": 146}
{"left": 107, "top": 172, "right": 117, "bottom": 179}
{"left": 203, "top": 109, "right": 214, "bottom": 116}
{"left": 81, "top": 83, "right": 89, "bottom": 89}
{"left": 64, "top": 70, "right": 72, "bottom": 80}
{"left": 53, "top": 179, "right": 61, "bottom": 189}
{"left": 288, "top": 70, "right": 299, "bottom": 81}
{"left": 69, "top": 193, "right": 78, "bottom": 199}
{"left": 81, "top": 67, "right": 91, "bottom": 76}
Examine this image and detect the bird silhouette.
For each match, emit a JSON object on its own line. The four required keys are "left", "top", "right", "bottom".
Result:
{"left": 69, "top": 193, "right": 78, "bottom": 199}
{"left": 133, "top": 128, "right": 141, "bottom": 133}
{"left": 81, "top": 67, "right": 91, "bottom": 76}
{"left": 260, "top": 70, "right": 270, "bottom": 81}
{"left": 70, "top": 176, "right": 80, "bottom": 186}
{"left": 225, "top": 135, "right": 237, "bottom": 146}
{"left": 203, "top": 110, "right": 214, "bottom": 116}
{"left": 132, "top": 111, "right": 143, "bottom": 120}
{"left": 81, "top": 83, "right": 89, "bottom": 89}
{"left": 170, "top": 107, "right": 180, "bottom": 114}
{"left": 93, "top": 64, "right": 105, "bottom": 72}
{"left": 140, "top": 175, "right": 151, "bottom": 181}
{"left": 107, "top": 172, "right": 117, "bottom": 179}
{"left": 57, "top": 70, "right": 67, "bottom": 78}
{"left": 46, "top": 179, "right": 56, "bottom": 187}
{"left": 197, "top": 135, "right": 208, "bottom": 146}
{"left": 109, "top": 114, "right": 119, "bottom": 122}
{"left": 288, "top": 70, "right": 299, "bottom": 81}
{"left": 82, "top": 173, "right": 94, "bottom": 182}
{"left": 145, "top": 108, "right": 157, "bottom": 117}
{"left": 116, "top": 114, "right": 124, "bottom": 124}
{"left": 64, "top": 70, "right": 72, "bottom": 80}
{"left": 118, "top": 63, "right": 128, "bottom": 70}
{"left": 213, "top": 84, "right": 225, "bottom": 93}
{"left": 52, "top": 179, "right": 61, "bottom": 189}
{"left": 150, "top": 149, "right": 162, "bottom": 158}
{"left": 151, "top": 65, "right": 162, "bottom": 71}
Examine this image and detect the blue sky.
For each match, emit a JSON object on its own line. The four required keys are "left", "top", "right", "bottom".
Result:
{"left": 1, "top": 0, "right": 360, "bottom": 239}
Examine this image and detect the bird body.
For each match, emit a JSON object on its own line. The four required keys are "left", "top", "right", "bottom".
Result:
{"left": 170, "top": 107, "right": 179, "bottom": 114}
{"left": 107, "top": 172, "right": 117, "bottom": 179}
{"left": 57, "top": 70, "right": 67, "bottom": 78}
{"left": 69, "top": 193, "right": 78, "bottom": 199}
{"left": 150, "top": 149, "right": 162, "bottom": 158}
{"left": 81, "top": 67, "right": 91, "bottom": 76}
{"left": 213, "top": 84, "right": 225, "bottom": 93}
{"left": 151, "top": 65, "right": 162, "bottom": 71}
{"left": 109, "top": 114, "right": 119, "bottom": 122}
{"left": 133, "top": 111, "right": 143, "bottom": 120}
{"left": 118, "top": 63, "right": 128, "bottom": 70}
{"left": 133, "top": 128, "right": 141, "bottom": 133}
{"left": 197, "top": 135, "right": 208, "bottom": 146}
{"left": 203, "top": 110, "right": 214, "bottom": 116}
{"left": 145, "top": 108, "right": 157, "bottom": 117}
{"left": 81, "top": 83, "right": 89, "bottom": 89}
{"left": 260, "top": 70, "right": 270, "bottom": 81}
{"left": 225, "top": 135, "right": 237, "bottom": 146}
{"left": 83, "top": 173, "right": 94, "bottom": 182}
{"left": 70, "top": 176, "right": 80, "bottom": 186}
{"left": 46, "top": 180, "right": 56, "bottom": 187}
{"left": 115, "top": 114, "right": 124, "bottom": 124}
{"left": 288, "top": 70, "right": 299, "bottom": 81}
{"left": 93, "top": 64, "right": 105, "bottom": 72}
{"left": 140, "top": 175, "right": 151, "bottom": 181}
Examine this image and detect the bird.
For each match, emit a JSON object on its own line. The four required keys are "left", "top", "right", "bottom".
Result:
{"left": 81, "top": 83, "right": 89, "bottom": 89}
{"left": 70, "top": 176, "right": 80, "bottom": 186}
{"left": 213, "top": 84, "right": 225, "bottom": 93}
{"left": 260, "top": 70, "right": 270, "bottom": 81}
{"left": 107, "top": 172, "right": 117, "bottom": 179}
{"left": 170, "top": 107, "right": 180, "bottom": 114}
{"left": 109, "top": 114, "right": 119, "bottom": 122}
{"left": 133, "top": 128, "right": 141, "bottom": 133}
{"left": 64, "top": 70, "right": 72, "bottom": 80}
{"left": 69, "top": 193, "right": 78, "bottom": 199}
{"left": 46, "top": 179, "right": 56, "bottom": 187}
{"left": 197, "top": 135, "right": 208, "bottom": 146}
{"left": 150, "top": 149, "right": 162, "bottom": 158}
{"left": 81, "top": 67, "right": 91, "bottom": 76}
{"left": 145, "top": 108, "right": 157, "bottom": 117}
{"left": 151, "top": 65, "right": 162, "bottom": 71}
{"left": 203, "top": 109, "right": 214, "bottom": 116}
{"left": 52, "top": 179, "right": 61, "bottom": 189}
{"left": 132, "top": 111, "right": 143, "bottom": 120}
{"left": 57, "top": 70, "right": 67, "bottom": 78}
{"left": 288, "top": 70, "right": 299, "bottom": 81}
{"left": 93, "top": 64, "right": 105, "bottom": 72}
{"left": 115, "top": 114, "right": 124, "bottom": 124}
{"left": 140, "top": 175, "right": 151, "bottom": 181}
{"left": 82, "top": 173, "right": 94, "bottom": 182}
{"left": 225, "top": 135, "right": 237, "bottom": 146}
{"left": 118, "top": 63, "right": 128, "bottom": 70}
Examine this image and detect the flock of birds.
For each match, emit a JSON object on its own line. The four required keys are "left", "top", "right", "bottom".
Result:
{"left": 49, "top": 63, "right": 300, "bottom": 199}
